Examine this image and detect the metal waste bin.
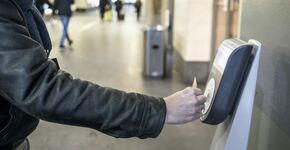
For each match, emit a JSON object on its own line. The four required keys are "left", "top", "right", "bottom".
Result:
{"left": 143, "top": 25, "right": 165, "bottom": 77}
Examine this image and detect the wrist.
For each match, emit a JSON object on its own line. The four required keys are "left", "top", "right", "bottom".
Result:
{"left": 163, "top": 97, "right": 170, "bottom": 124}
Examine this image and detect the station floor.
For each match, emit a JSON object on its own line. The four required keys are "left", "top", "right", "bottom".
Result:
{"left": 28, "top": 7, "right": 216, "bottom": 150}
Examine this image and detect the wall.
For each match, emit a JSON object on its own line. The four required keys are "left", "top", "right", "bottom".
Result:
{"left": 174, "top": 0, "right": 213, "bottom": 62}
{"left": 173, "top": 0, "right": 214, "bottom": 83}
{"left": 240, "top": 0, "right": 290, "bottom": 149}
{"left": 144, "top": 0, "right": 163, "bottom": 26}
{"left": 74, "top": 0, "right": 99, "bottom": 10}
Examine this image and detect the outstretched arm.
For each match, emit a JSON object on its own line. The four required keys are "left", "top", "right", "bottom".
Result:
{"left": 0, "top": 0, "right": 165, "bottom": 139}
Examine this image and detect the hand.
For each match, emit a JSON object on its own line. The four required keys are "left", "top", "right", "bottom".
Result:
{"left": 52, "top": 14, "right": 57, "bottom": 19}
{"left": 164, "top": 87, "right": 206, "bottom": 124}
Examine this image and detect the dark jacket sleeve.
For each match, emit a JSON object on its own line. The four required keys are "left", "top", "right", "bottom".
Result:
{"left": 0, "top": 0, "right": 166, "bottom": 139}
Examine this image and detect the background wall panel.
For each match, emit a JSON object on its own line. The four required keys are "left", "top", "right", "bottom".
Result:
{"left": 240, "top": 0, "right": 290, "bottom": 149}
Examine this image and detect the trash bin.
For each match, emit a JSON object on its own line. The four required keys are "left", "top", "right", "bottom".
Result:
{"left": 143, "top": 25, "right": 165, "bottom": 77}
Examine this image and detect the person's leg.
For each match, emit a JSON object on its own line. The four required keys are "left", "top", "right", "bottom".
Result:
{"left": 117, "top": 11, "right": 120, "bottom": 20}
{"left": 59, "top": 16, "right": 68, "bottom": 47}
{"left": 100, "top": 8, "right": 105, "bottom": 20}
{"left": 65, "top": 17, "right": 73, "bottom": 45}
{"left": 137, "top": 9, "right": 141, "bottom": 21}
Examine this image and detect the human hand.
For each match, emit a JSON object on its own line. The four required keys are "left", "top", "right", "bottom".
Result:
{"left": 164, "top": 87, "right": 206, "bottom": 124}
{"left": 52, "top": 14, "right": 57, "bottom": 19}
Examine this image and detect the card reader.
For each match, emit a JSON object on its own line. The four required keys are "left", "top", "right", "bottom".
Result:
{"left": 200, "top": 39, "right": 254, "bottom": 125}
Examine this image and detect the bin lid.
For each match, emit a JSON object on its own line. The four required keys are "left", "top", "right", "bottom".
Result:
{"left": 143, "top": 25, "right": 164, "bottom": 31}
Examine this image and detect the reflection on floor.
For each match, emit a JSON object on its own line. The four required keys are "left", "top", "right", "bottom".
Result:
{"left": 29, "top": 7, "right": 216, "bottom": 150}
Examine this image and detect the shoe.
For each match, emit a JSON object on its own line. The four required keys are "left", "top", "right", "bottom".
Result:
{"left": 69, "top": 40, "right": 73, "bottom": 46}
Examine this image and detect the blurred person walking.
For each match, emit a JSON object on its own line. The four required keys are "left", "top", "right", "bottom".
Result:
{"left": 114, "top": 0, "right": 124, "bottom": 21}
{"left": 134, "top": 0, "right": 142, "bottom": 21}
{"left": 53, "top": 0, "right": 74, "bottom": 48}
{"left": 35, "top": 0, "right": 53, "bottom": 16}
{"left": 103, "top": 2, "right": 113, "bottom": 22}
{"left": 100, "top": 0, "right": 110, "bottom": 21}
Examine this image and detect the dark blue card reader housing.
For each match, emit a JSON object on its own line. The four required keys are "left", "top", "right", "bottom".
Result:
{"left": 200, "top": 39, "right": 254, "bottom": 125}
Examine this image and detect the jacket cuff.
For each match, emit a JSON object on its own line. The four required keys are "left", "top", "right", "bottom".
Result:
{"left": 137, "top": 97, "right": 167, "bottom": 139}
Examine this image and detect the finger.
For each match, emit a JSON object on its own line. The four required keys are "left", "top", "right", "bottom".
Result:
{"left": 196, "top": 95, "right": 207, "bottom": 104}
{"left": 186, "top": 105, "right": 205, "bottom": 116}
{"left": 187, "top": 97, "right": 204, "bottom": 107}
{"left": 183, "top": 87, "right": 194, "bottom": 95}
{"left": 197, "top": 95, "right": 207, "bottom": 101}
{"left": 192, "top": 99, "right": 206, "bottom": 107}
{"left": 193, "top": 88, "right": 202, "bottom": 96}
{"left": 187, "top": 112, "right": 203, "bottom": 121}
{"left": 195, "top": 112, "right": 203, "bottom": 118}
{"left": 187, "top": 100, "right": 204, "bottom": 108}
{"left": 196, "top": 104, "right": 205, "bottom": 112}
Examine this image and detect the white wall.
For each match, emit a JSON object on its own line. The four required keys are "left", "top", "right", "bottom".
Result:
{"left": 174, "top": 0, "right": 214, "bottom": 62}
{"left": 74, "top": 0, "right": 99, "bottom": 9}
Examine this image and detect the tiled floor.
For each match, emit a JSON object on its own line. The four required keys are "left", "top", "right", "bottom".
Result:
{"left": 28, "top": 7, "right": 216, "bottom": 150}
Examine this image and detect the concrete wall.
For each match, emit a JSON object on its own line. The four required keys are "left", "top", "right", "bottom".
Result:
{"left": 74, "top": 0, "right": 99, "bottom": 10}
{"left": 144, "top": 0, "right": 171, "bottom": 27}
{"left": 174, "top": 0, "right": 213, "bottom": 62}
{"left": 144, "top": 0, "right": 163, "bottom": 26}
{"left": 173, "top": 0, "right": 214, "bottom": 83}
{"left": 240, "top": 0, "right": 290, "bottom": 149}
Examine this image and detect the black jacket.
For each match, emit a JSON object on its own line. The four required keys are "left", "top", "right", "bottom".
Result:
{"left": 0, "top": 0, "right": 166, "bottom": 149}
{"left": 53, "top": 0, "right": 74, "bottom": 17}
{"left": 115, "top": 0, "right": 123, "bottom": 12}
